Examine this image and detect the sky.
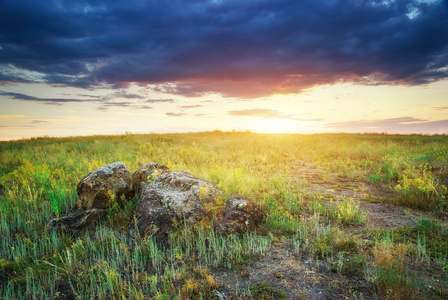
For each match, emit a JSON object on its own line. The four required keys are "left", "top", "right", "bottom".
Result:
{"left": 1, "top": 0, "right": 448, "bottom": 140}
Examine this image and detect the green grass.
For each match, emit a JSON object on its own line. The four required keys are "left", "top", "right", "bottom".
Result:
{"left": 1, "top": 132, "right": 448, "bottom": 298}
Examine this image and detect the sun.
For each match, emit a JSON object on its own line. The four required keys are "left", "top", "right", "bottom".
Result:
{"left": 250, "top": 118, "right": 299, "bottom": 133}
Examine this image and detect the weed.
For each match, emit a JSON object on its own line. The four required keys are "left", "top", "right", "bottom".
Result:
{"left": 265, "top": 199, "right": 302, "bottom": 234}
{"left": 249, "top": 281, "right": 287, "bottom": 299}
{"left": 367, "top": 163, "right": 400, "bottom": 183}
{"left": 333, "top": 254, "right": 366, "bottom": 276}
{"left": 307, "top": 198, "right": 366, "bottom": 225}
{"left": 395, "top": 164, "right": 447, "bottom": 211}
{"left": 373, "top": 240, "right": 417, "bottom": 299}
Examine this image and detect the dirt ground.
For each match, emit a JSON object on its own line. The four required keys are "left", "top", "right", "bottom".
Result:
{"left": 209, "top": 162, "right": 448, "bottom": 299}
{"left": 213, "top": 241, "right": 376, "bottom": 299}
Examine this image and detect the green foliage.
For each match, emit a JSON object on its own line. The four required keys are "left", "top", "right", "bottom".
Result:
{"left": 331, "top": 253, "right": 366, "bottom": 276}
{"left": 416, "top": 219, "right": 440, "bottom": 233}
{"left": 395, "top": 164, "right": 448, "bottom": 210}
{"left": 371, "top": 224, "right": 448, "bottom": 262}
{"left": 367, "top": 163, "right": 400, "bottom": 183}
{"left": 373, "top": 239, "right": 417, "bottom": 299}
{"left": 265, "top": 198, "right": 302, "bottom": 234}
{"left": 249, "top": 281, "right": 287, "bottom": 299}
{"left": 307, "top": 198, "right": 366, "bottom": 226}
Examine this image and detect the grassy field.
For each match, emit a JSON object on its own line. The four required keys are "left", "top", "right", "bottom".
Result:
{"left": 1, "top": 132, "right": 448, "bottom": 299}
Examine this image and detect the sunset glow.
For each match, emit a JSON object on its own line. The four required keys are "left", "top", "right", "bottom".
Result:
{"left": 249, "top": 119, "right": 302, "bottom": 134}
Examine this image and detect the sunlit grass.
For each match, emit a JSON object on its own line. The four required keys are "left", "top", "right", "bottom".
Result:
{"left": 1, "top": 132, "right": 448, "bottom": 298}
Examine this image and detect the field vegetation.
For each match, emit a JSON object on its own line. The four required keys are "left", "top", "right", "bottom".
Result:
{"left": 1, "top": 132, "right": 448, "bottom": 299}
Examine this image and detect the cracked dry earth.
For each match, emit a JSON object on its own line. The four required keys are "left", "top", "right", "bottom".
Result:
{"left": 210, "top": 162, "right": 446, "bottom": 299}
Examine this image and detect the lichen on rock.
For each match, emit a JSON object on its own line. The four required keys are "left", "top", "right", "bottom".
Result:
{"left": 134, "top": 171, "right": 222, "bottom": 240}
{"left": 215, "top": 194, "right": 264, "bottom": 236}
{"left": 76, "top": 161, "right": 132, "bottom": 210}
{"left": 131, "top": 162, "right": 170, "bottom": 197}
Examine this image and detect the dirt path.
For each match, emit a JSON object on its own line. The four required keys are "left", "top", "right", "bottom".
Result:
{"left": 291, "top": 162, "right": 442, "bottom": 230}
{"left": 213, "top": 241, "right": 375, "bottom": 299}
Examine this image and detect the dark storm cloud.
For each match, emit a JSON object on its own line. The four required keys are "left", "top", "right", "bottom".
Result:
{"left": 1, "top": 0, "right": 447, "bottom": 97}
{"left": 324, "top": 117, "right": 448, "bottom": 134}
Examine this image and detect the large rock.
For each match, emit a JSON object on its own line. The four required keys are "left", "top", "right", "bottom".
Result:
{"left": 131, "top": 162, "right": 170, "bottom": 196}
{"left": 215, "top": 195, "right": 264, "bottom": 236}
{"left": 134, "top": 171, "right": 222, "bottom": 240}
{"left": 132, "top": 205, "right": 178, "bottom": 243}
{"left": 77, "top": 161, "right": 132, "bottom": 210}
{"left": 48, "top": 208, "right": 107, "bottom": 235}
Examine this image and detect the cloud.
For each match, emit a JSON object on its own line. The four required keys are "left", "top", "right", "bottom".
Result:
{"left": 433, "top": 107, "right": 448, "bottom": 111}
{"left": 166, "top": 112, "right": 187, "bottom": 117}
{"left": 103, "top": 90, "right": 145, "bottom": 100}
{"left": 180, "top": 105, "right": 204, "bottom": 109}
{"left": 0, "top": 90, "right": 157, "bottom": 110}
{"left": 76, "top": 94, "right": 102, "bottom": 98}
{"left": 31, "top": 120, "right": 48, "bottom": 124}
{"left": 0, "top": 91, "right": 89, "bottom": 105}
{"left": 228, "top": 108, "right": 323, "bottom": 121}
{"left": 145, "top": 99, "right": 176, "bottom": 103}
{"left": 323, "top": 117, "right": 448, "bottom": 134}
{"left": 0, "top": 1, "right": 446, "bottom": 98}
{"left": 96, "top": 102, "right": 153, "bottom": 111}
{"left": 229, "top": 109, "right": 292, "bottom": 118}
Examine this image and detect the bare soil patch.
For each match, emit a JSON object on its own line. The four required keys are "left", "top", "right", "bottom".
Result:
{"left": 212, "top": 241, "right": 375, "bottom": 299}
{"left": 291, "top": 162, "right": 443, "bottom": 230}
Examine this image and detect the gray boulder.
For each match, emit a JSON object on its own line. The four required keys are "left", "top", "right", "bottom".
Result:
{"left": 77, "top": 161, "right": 132, "bottom": 210}
{"left": 132, "top": 205, "right": 178, "bottom": 243}
{"left": 131, "top": 162, "right": 170, "bottom": 196}
{"left": 215, "top": 195, "right": 264, "bottom": 236}
{"left": 134, "top": 171, "right": 222, "bottom": 240}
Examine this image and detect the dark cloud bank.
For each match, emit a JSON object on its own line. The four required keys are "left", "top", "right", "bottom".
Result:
{"left": 1, "top": 0, "right": 447, "bottom": 98}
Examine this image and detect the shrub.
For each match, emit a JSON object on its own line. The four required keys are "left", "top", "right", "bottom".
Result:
{"left": 249, "top": 282, "right": 287, "bottom": 299}
{"left": 394, "top": 164, "right": 447, "bottom": 211}
{"left": 373, "top": 241, "right": 416, "bottom": 299}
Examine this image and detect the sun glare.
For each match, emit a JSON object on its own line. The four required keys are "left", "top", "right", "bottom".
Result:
{"left": 250, "top": 118, "right": 299, "bottom": 133}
